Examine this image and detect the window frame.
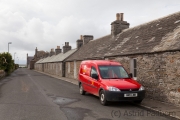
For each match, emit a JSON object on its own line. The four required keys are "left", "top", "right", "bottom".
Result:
{"left": 90, "top": 66, "right": 98, "bottom": 77}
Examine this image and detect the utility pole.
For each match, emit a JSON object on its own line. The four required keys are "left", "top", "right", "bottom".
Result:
{"left": 8, "top": 42, "right": 12, "bottom": 53}
{"left": 14, "top": 52, "right": 16, "bottom": 63}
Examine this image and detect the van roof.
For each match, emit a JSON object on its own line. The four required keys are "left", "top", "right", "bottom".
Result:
{"left": 81, "top": 60, "right": 122, "bottom": 66}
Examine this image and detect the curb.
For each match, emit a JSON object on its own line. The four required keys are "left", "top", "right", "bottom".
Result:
{"left": 34, "top": 70, "right": 78, "bottom": 85}
{"left": 137, "top": 104, "right": 180, "bottom": 120}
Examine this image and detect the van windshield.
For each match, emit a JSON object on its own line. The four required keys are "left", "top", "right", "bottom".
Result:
{"left": 98, "top": 65, "right": 129, "bottom": 79}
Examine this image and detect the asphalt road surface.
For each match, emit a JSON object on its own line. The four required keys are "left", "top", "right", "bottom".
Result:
{"left": 0, "top": 68, "right": 176, "bottom": 120}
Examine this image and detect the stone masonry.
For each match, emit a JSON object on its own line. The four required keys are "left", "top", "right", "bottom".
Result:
{"left": 107, "top": 51, "right": 180, "bottom": 106}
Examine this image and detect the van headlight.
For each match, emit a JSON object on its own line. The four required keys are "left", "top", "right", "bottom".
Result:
{"left": 107, "top": 86, "right": 120, "bottom": 91}
{"left": 139, "top": 86, "right": 145, "bottom": 91}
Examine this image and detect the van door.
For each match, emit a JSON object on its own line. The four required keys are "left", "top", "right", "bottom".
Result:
{"left": 79, "top": 64, "right": 91, "bottom": 92}
{"left": 89, "top": 66, "right": 99, "bottom": 96}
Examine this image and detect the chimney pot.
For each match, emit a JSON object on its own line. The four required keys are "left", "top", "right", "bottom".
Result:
{"left": 51, "top": 48, "right": 54, "bottom": 52}
{"left": 65, "top": 42, "right": 69, "bottom": 46}
{"left": 80, "top": 35, "right": 83, "bottom": 40}
{"left": 120, "top": 13, "right": 124, "bottom": 21}
{"left": 57, "top": 46, "right": 60, "bottom": 49}
{"left": 116, "top": 13, "right": 120, "bottom": 20}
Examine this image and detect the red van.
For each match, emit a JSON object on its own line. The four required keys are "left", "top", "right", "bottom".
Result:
{"left": 78, "top": 60, "right": 145, "bottom": 105}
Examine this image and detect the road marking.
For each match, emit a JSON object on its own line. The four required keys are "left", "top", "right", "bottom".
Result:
{"left": 21, "top": 80, "right": 29, "bottom": 92}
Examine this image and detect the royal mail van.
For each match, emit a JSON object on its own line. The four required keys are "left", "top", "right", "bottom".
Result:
{"left": 78, "top": 60, "right": 145, "bottom": 105}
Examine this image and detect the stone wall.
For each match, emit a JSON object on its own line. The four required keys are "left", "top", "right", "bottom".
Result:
{"left": 0, "top": 70, "right": 5, "bottom": 79}
{"left": 44, "top": 63, "right": 48, "bottom": 73}
{"left": 76, "top": 61, "right": 82, "bottom": 79}
{"left": 30, "top": 61, "right": 36, "bottom": 69}
{"left": 65, "top": 61, "right": 74, "bottom": 79}
{"left": 107, "top": 51, "right": 180, "bottom": 106}
{"left": 107, "top": 57, "right": 130, "bottom": 73}
{"left": 65, "top": 61, "right": 82, "bottom": 80}
{"left": 35, "top": 62, "right": 63, "bottom": 77}
{"left": 55, "top": 63, "right": 62, "bottom": 76}
{"left": 140, "top": 52, "right": 180, "bottom": 106}
{"left": 35, "top": 64, "right": 42, "bottom": 71}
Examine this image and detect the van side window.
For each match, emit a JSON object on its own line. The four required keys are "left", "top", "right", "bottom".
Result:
{"left": 90, "top": 67, "right": 97, "bottom": 77}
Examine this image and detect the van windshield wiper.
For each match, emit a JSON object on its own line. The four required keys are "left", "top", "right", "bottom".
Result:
{"left": 108, "top": 77, "right": 130, "bottom": 79}
{"left": 108, "top": 77, "right": 120, "bottom": 79}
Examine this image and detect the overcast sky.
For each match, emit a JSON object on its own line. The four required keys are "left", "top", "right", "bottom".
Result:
{"left": 0, "top": 0, "right": 180, "bottom": 64}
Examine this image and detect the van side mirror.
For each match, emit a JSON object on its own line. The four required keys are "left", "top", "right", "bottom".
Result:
{"left": 129, "top": 73, "right": 133, "bottom": 78}
{"left": 92, "top": 73, "right": 98, "bottom": 80}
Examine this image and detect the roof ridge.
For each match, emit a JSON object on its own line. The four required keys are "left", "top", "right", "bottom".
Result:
{"left": 118, "top": 11, "right": 180, "bottom": 36}
{"left": 89, "top": 34, "right": 111, "bottom": 42}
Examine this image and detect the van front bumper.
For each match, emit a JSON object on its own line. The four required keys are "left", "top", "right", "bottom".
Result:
{"left": 104, "top": 90, "right": 145, "bottom": 101}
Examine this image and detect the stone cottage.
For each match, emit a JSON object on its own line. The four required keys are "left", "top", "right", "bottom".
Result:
{"left": 28, "top": 47, "right": 46, "bottom": 69}
{"left": 35, "top": 42, "right": 77, "bottom": 77}
{"left": 65, "top": 12, "right": 180, "bottom": 106}
{"left": 26, "top": 54, "right": 33, "bottom": 68}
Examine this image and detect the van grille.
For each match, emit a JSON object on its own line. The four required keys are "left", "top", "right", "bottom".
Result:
{"left": 120, "top": 89, "right": 139, "bottom": 91}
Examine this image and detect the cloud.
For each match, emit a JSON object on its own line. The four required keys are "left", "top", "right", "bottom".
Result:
{"left": 0, "top": 0, "right": 180, "bottom": 64}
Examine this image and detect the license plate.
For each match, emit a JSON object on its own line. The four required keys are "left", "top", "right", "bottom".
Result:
{"left": 124, "top": 93, "right": 137, "bottom": 97}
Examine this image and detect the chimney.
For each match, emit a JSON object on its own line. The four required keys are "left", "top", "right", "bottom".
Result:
{"left": 76, "top": 35, "right": 83, "bottom": 49}
{"left": 50, "top": 48, "right": 55, "bottom": 56}
{"left": 63, "top": 42, "right": 71, "bottom": 53}
{"left": 55, "top": 46, "right": 62, "bottom": 55}
{"left": 80, "top": 35, "right": 83, "bottom": 40}
{"left": 45, "top": 52, "right": 49, "bottom": 57}
{"left": 27, "top": 53, "right": 28, "bottom": 67}
{"left": 35, "top": 47, "right": 38, "bottom": 59}
{"left": 35, "top": 47, "right": 38, "bottom": 53}
{"left": 111, "top": 13, "right": 130, "bottom": 36}
{"left": 116, "top": 13, "right": 120, "bottom": 20}
{"left": 120, "top": 13, "right": 124, "bottom": 21}
{"left": 83, "top": 35, "right": 93, "bottom": 45}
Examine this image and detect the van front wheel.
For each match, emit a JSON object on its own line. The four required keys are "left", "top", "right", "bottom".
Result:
{"left": 79, "top": 83, "right": 86, "bottom": 95}
{"left": 100, "top": 90, "right": 108, "bottom": 105}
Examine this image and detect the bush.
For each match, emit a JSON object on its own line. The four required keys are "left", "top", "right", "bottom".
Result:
{"left": 15, "top": 64, "right": 19, "bottom": 69}
{"left": 0, "top": 52, "right": 14, "bottom": 74}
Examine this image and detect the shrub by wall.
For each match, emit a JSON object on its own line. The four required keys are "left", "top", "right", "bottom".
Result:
{"left": 0, "top": 52, "right": 14, "bottom": 74}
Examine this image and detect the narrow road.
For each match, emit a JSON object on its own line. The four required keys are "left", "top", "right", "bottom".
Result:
{"left": 0, "top": 68, "right": 176, "bottom": 120}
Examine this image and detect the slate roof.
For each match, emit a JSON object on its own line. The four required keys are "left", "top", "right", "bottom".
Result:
{"left": 35, "top": 58, "right": 44, "bottom": 64}
{"left": 66, "top": 11, "right": 180, "bottom": 61}
{"left": 36, "top": 48, "right": 77, "bottom": 63}
{"left": 37, "top": 51, "right": 45, "bottom": 58}
{"left": 66, "top": 34, "right": 113, "bottom": 61}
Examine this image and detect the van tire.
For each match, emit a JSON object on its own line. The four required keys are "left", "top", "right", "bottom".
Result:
{"left": 100, "top": 90, "right": 108, "bottom": 106}
{"left": 79, "top": 83, "right": 86, "bottom": 95}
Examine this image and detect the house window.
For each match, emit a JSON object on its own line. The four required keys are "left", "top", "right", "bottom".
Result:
{"left": 60, "top": 63, "right": 62, "bottom": 71}
{"left": 68, "top": 62, "right": 70, "bottom": 73}
{"left": 74, "top": 61, "right": 77, "bottom": 79}
{"left": 130, "top": 58, "right": 137, "bottom": 79}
